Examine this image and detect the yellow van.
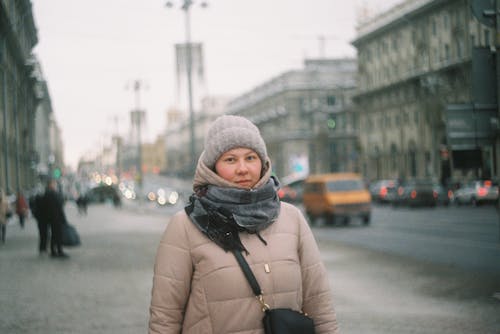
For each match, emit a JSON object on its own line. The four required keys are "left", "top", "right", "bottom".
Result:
{"left": 302, "top": 173, "right": 371, "bottom": 225}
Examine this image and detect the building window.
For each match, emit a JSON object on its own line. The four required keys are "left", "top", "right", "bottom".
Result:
{"left": 456, "top": 40, "right": 462, "bottom": 58}
{"left": 339, "top": 114, "right": 346, "bottom": 129}
{"left": 484, "top": 29, "right": 491, "bottom": 45}
{"left": 425, "top": 151, "right": 431, "bottom": 176}
{"left": 470, "top": 34, "right": 475, "bottom": 46}
{"left": 352, "top": 113, "right": 359, "bottom": 130}
{"left": 443, "top": 13, "right": 449, "bottom": 30}
{"left": 455, "top": 9, "right": 462, "bottom": 27}
{"left": 327, "top": 95, "right": 336, "bottom": 106}
{"left": 444, "top": 44, "right": 450, "bottom": 60}
{"left": 299, "top": 97, "right": 308, "bottom": 119}
{"left": 409, "top": 149, "right": 417, "bottom": 177}
{"left": 432, "top": 19, "right": 437, "bottom": 36}
{"left": 391, "top": 144, "right": 398, "bottom": 170}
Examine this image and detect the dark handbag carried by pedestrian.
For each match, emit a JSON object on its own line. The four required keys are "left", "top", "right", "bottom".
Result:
{"left": 232, "top": 250, "right": 315, "bottom": 334}
{"left": 62, "top": 223, "right": 81, "bottom": 247}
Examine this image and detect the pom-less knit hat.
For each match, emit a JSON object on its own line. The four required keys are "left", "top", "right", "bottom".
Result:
{"left": 202, "top": 115, "right": 268, "bottom": 169}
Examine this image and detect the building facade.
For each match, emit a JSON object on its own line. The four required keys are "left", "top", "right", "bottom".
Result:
{"left": 352, "top": 0, "right": 496, "bottom": 183}
{"left": 0, "top": 0, "right": 40, "bottom": 192}
{"left": 32, "top": 60, "right": 64, "bottom": 183}
{"left": 227, "top": 58, "right": 359, "bottom": 179}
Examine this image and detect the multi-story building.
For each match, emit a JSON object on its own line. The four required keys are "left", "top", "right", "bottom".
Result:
{"left": 227, "top": 58, "right": 358, "bottom": 179}
{"left": 142, "top": 135, "right": 166, "bottom": 175}
{"left": 0, "top": 0, "right": 43, "bottom": 192}
{"left": 352, "top": 0, "right": 497, "bottom": 183}
{"left": 32, "top": 60, "right": 64, "bottom": 182}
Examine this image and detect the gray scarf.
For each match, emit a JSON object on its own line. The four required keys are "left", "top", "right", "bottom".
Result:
{"left": 185, "top": 156, "right": 281, "bottom": 252}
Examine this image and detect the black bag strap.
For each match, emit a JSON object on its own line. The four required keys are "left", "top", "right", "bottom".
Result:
{"left": 232, "top": 250, "right": 270, "bottom": 311}
{"left": 232, "top": 250, "right": 261, "bottom": 296}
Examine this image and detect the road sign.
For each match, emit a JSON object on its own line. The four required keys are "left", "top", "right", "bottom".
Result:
{"left": 445, "top": 103, "right": 498, "bottom": 149}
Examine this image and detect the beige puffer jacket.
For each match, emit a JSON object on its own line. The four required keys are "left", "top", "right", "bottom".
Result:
{"left": 149, "top": 201, "right": 338, "bottom": 333}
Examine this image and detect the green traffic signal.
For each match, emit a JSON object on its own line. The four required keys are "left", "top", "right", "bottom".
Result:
{"left": 327, "top": 118, "right": 336, "bottom": 129}
{"left": 53, "top": 168, "right": 62, "bottom": 179}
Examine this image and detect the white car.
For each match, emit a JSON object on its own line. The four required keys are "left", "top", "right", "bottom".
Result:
{"left": 454, "top": 180, "right": 499, "bottom": 206}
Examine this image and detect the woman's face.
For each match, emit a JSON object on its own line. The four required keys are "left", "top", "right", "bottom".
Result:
{"left": 215, "top": 147, "right": 263, "bottom": 189}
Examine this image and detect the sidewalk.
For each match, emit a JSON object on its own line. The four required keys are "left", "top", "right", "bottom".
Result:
{"left": 0, "top": 204, "right": 166, "bottom": 334}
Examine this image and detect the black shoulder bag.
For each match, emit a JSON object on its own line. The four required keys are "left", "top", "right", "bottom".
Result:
{"left": 232, "top": 250, "right": 316, "bottom": 334}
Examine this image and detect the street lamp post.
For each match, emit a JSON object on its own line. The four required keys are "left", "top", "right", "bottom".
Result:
{"left": 130, "top": 80, "right": 145, "bottom": 197}
{"left": 166, "top": 1, "right": 207, "bottom": 173}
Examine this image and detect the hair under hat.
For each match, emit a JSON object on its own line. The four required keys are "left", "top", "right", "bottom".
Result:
{"left": 202, "top": 115, "right": 268, "bottom": 169}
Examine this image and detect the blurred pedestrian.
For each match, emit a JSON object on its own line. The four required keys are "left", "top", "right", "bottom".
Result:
{"left": 149, "top": 115, "right": 338, "bottom": 333}
{"left": 15, "top": 190, "right": 29, "bottom": 229}
{"left": 76, "top": 193, "right": 88, "bottom": 215}
{"left": 29, "top": 190, "right": 49, "bottom": 254}
{"left": 112, "top": 192, "right": 121, "bottom": 208}
{"left": 42, "top": 179, "right": 68, "bottom": 258}
{"left": 0, "top": 187, "right": 9, "bottom": 244}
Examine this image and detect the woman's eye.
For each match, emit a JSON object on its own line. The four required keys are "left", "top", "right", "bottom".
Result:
{"left": 246, "top": 155, "right": 257, "bottom": 161}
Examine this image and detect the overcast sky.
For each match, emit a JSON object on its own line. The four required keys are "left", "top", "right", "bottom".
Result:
{"left": 31, "top": 0, "right": 403, "bottom": 169}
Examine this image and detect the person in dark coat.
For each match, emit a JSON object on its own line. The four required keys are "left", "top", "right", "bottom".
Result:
{"left": 42, "top": 179, "right": 68, "bottom": 258}
{"left": 76, "top": 193, "right": 88, "bottom": 215}
{"left": 0, "top": 188, "right": 9, "bottom": 244}
{"left": 29, "top": 191, "right": 49, "bottom": 254}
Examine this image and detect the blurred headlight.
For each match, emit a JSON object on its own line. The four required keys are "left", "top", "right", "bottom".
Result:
{"left": 168, "top": 191, "right": 179, "bottom": 205}
{"left": 147, "top": 192, "right": 156, "bottom": 201}
{"left": 124, "top": 189, "right": 136, "bottom": 200}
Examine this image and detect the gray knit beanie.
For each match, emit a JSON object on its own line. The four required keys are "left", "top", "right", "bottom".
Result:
{"left": 202, "top": 115, "right": 268, "bottom": 169}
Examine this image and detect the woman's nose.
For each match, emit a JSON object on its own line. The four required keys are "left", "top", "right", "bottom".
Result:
{"left": 236, "top": 160, "right": 248, "bottom": 173}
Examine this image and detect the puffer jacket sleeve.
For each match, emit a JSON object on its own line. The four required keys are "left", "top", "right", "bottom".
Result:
{"left": 295, "top": 208, "right": 339, "bottom": 334}
{"left": 149, "top": 211, "right": 193, "bottom": 334}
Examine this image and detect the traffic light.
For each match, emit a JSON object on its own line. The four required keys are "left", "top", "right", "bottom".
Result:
{"left": 53, "top": 167, "right": 62, "bottom": 179}
{"left": 327, "top": 114, "right": 337, "bottom": 130}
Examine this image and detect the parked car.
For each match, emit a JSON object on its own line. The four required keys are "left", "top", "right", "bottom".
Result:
{"left": 155, "top": 187, "right": 180, "bottom": 206}
{"left": 369, "top": 179, "right": 399, "bottom": 203}
{"left": 85, "top": 184, "right": 121, "bottom": 206}
{"left": 453, "top": 180, "right": 499, "bottom": 206}
{"left": 391, "top": 179, "right": 438, "bottom": 207}
{"left": 303, "top": 173, "right": 371, "bottom": 226}
{"left": 277, "top": 177, "right": 305, "bottom": 204}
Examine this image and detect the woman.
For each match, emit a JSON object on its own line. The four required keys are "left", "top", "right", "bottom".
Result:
{"left": 15, "top": 190, "right": 29, "bottom": 229}
{"left": 149, "top": 115, "right": 338, "bottom": 333}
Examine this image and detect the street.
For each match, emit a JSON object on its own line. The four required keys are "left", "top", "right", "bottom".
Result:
{"left": 0, "top": 201, "right": 499, "bottom": 334}
{"left": 314, "top": 204, "right": 500, "bottom": 273}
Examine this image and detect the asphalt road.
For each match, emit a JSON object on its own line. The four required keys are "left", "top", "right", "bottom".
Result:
{"left": 313, "top": 204, "right": 500, "bottom": 273}
{"left": 0, "top": 202, "right": 498, "bottom": 334}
